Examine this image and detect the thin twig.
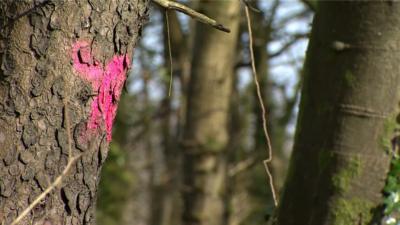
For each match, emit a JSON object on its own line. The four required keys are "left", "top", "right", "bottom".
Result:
{"left": 10, "top": 95, "right": 80, "bottom": 225}
{"left": 10, "top": 155, "right": 81, "bottom": 225}
{"left": 266, "top": 0, "right": 280, "bottom": 31}
{"left": 228, "top": 155, "right": 258, "bottom": 177}
{"left": 240, "top": 0, "right": 261, "bottom": 13}
{"left": 268, "top": 33, "right": 308, "bottom": 58}
{"left": 153, "top": 0, "right": 230, "bottom": 33}
{"left": 165, "top": 10, "right": 173, "bottom": 97}
{"left": 244, "top": 5, "right": 278, "bottom": 207}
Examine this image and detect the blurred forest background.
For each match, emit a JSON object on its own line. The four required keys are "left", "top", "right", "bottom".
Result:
{"left": 96, "top": 1, "right": 313, "bottom": 225}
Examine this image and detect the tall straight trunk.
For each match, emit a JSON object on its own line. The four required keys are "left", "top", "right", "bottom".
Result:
{"left": 274, "top": 2, "right": 400, "bottom": 225}
{"left": 0, "top": 1, "right": 147, "bottom": 224}
{"left": 224, "top": 73, "right": 251, "bottom": 225}
{"left": 181, "top": 1, "right": 240, "bottom": 225}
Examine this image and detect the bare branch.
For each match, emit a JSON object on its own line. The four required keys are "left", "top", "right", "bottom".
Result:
{"left": 153, "top": 0, "right": 230, "bottom": 33}
{"left": 269, "top": 33, "right": 309, "bottom": 58}
{"left": 274, "top": 9, "right": 310, "bottom": 30}
{"left": 244, "top": 5, "right": 278, "bottom": 207}
{"left": 228, "top": 155, "right": 258, "bottom": 177}
{"left": 265, "top": 0, "right": 281, "bottom": 30}
{"left": 165, "top": 11, "right": 173, "bottom": 97}
{"left": 241, "top": 0, "right": 261, "bottom": 13}
{"left": 10, "top": 155, "right": 81, "bottom": 225}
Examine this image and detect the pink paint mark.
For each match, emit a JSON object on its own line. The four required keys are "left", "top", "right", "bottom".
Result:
{"left": 72, "top": 41, "right": 130, "bottom": 141}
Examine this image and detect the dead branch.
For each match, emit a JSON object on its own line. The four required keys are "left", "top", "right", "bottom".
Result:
{"left": 244, "top": 4, "right": 278, "bottom": 207}
{"left": 228, "top": 155, "right": 258, "bottom": 177}
{"left": 269, "top": 33, "right": 309, "bottom": 58}
{"left": 165, "top": 11, "right": 173, "bottom": 97}
{"left": 152, "top": 0, "right": 230, "bottom": 33}
{"left": 10, "top": 155, "right": 81, "bottom": 225}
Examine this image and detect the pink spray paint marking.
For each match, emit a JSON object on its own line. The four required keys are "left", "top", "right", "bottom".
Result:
{"left": 72, "top": 41, "right": 130, "bottom": 142}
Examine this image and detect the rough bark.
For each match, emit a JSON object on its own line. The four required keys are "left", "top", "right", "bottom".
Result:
{"left": 0, "top": 0, "right": 148, "bottom": 224}
{"left": 274, "top": 2, "right": 400, "bottom": 225}
{"left": 181, "top": 0, "right": 240, "bottom": 225}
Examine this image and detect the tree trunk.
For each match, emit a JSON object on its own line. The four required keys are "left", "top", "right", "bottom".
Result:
{"left": 0, "top": 0, "right": 147, "bottom": 224}
{"left": 181, "top": 0, "right": 240, "bottom": 225}
{"left": 224, "top": 72, "right": 252, "bottom": 225}
{"left": 274, "top": 2, "right": 400, "bottom": 225}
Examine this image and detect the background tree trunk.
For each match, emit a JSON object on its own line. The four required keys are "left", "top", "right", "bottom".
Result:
{"left": 181, "top": 0, "right": 240, "bottom": 225}
{"left": 274, "top": 2, "right": 400, "bottom": 225}
{"left": 0, "top": 0, "right": 147, "bottom": 224}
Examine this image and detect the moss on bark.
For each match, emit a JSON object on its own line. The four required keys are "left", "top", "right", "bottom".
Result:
{"left": 274, "top": 2, "right": 400, "bottom": 225}
{"left": 332, "top": 198, "right": 373, "bottom": 225}
{"left": 332, "top": 156, "right": 361, "bottom": 192}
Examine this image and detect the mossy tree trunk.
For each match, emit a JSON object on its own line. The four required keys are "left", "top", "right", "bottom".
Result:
{"left": 0, "top": 0, "right": 147, "bottom": 224}
{"left": 181, "top": 0, "right": 240, "bottom": 225}
{"left": 274, "top": 2, "right": 400, "bottom": 225}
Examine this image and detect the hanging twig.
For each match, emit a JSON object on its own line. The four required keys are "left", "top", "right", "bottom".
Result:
{"left": 244, "top": 5, "right": 278, "bottom": 207}
{"left": 241, "top": 0, "right": 261, "bottom": 13}
{"left": 153, "top": 0, "right": 230, "bottom": 33}
{"left": 165, "top": 10, "right": 173, "bottom": 97}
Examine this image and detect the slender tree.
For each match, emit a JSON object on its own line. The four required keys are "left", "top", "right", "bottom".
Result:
{"left": 0, "top": 0, "right": 147, "bottom": 224}
{"left": 274, "top": 2, "right": 400, "bottom": 225}
{"left": 181, "top": 0, "right": 240, "bottom": 224}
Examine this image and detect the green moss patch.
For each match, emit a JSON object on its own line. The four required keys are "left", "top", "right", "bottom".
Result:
{"left": 344, "top": 71, "right": 357, "bottom": 88}
{"left": 380, "top": 114, "right": 400, "bottom": 154}
{"left": 332, "top": 155, "right": 361, "bottom": 192}
{"left": 332, "top": 197, "right": 373, "bottom": 225}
